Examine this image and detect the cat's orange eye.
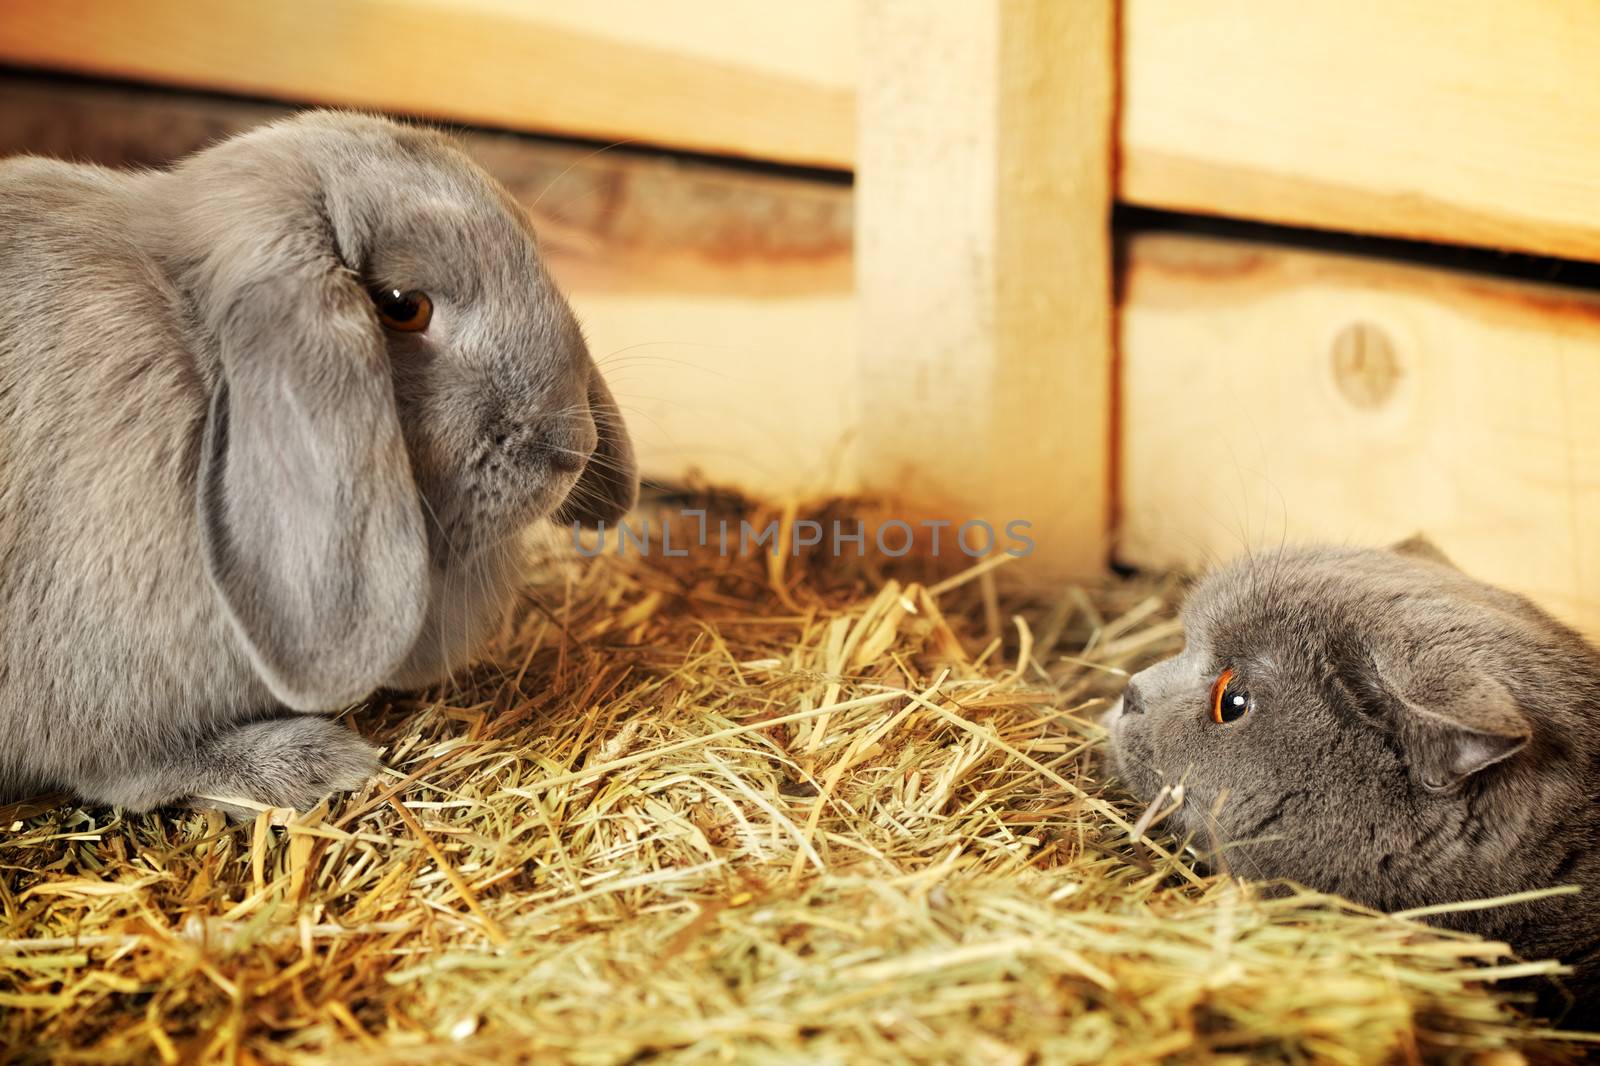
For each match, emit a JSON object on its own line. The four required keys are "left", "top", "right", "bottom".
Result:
{"left": 372, "top": 288, "right": 433, "bottom": 332}
{"left": 1210, "top": 668, "right": 1250, "bottom": 725}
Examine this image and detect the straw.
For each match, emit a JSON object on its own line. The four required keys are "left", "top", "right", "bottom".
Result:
{"left": 0, "top": 499, "right": 1590, "bottom": 1064}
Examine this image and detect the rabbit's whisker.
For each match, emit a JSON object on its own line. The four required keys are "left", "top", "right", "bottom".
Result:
{"left": 527, "top": 138, "right": 638, "bottom": 212}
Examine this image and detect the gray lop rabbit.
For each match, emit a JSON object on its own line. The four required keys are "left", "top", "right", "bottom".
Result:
{"left": 0, "top": 111, "right": 636, "bottom": 815}
{"left": 1108, "top": 538, "right": 1600, "bottom": 1016}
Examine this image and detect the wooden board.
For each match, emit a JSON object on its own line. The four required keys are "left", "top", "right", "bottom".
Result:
{"left": 856, "top": 0, "right": 1115, "bottom": 575}
{"left": 0, "top": 73, "right": 859, "bottom": 499}
{"left": 0, "top": 0, "right": 856, "bottom": 168}
{"left": 1120, "top": 0, "right": 1600, "bottom": 260}
{"left": 1119, "top": 232, "right": 1600, "bottom": 636}
{"left": 10, "top": 1, "right": 1600, "bottom": 260}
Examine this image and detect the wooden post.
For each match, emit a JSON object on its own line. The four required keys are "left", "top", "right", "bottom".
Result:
{"left": 856, "top": 0, "right": 1115, "bottom": 574}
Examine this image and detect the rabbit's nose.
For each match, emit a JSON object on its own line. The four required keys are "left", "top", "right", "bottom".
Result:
{"left": 542, "top": 436, "right": 588, "bottom": 474}
{"left": 1120, "top": 683, "right": 1146, "bottom": 716}
{"left": 543, "top": 409, "right": 600, "bottom": 471}
{"left": 524, "top": 416, "right": 597, "bottom": 474}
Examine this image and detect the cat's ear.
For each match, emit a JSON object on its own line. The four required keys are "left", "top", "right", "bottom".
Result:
{"left": 1389, "top": 533, "right": 1456, "bottom": 569}
{"left": 1375, "top": 650, "right": 1530, "bottom": 791}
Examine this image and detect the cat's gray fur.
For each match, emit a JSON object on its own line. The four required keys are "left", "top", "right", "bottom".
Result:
{"left": 1108, "top": 539, "right": 1600, "bottom": 1014}
{"left": 0, "top": 111, "right": 637, "bottom": 815}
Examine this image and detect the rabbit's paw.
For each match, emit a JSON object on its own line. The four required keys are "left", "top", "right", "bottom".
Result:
{"left": 189, "top": 716, "right": 381, "bottom": 819}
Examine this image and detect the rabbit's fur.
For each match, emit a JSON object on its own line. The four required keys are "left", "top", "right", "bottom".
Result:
{"left": 0, "top": 111, "right": 636, "bottom": 815}
{"left": 1107, "top": 539, "right": 1600, "bottom": 1017}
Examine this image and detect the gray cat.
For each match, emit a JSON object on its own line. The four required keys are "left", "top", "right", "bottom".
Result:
{"left": 1108, "top": 538, "right": 1600, "bottom": 1017}
{"left": 0, "top": 111, "right": 637, "bottom": 816}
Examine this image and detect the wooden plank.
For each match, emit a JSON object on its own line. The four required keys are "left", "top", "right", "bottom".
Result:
{"left": 0, "top": 0, "right": 856, "bottom": 169}
{"left": 0, "top": 73, "right": 859, "bottom": 499}
{"left": 856, "top": 0, "right": 1115, "bottom": 574}
{"left": 1120, "top": 0, "right": 1600, "bottom": 260}
{"left": 1119, "top": 232, "right": 1600, "bottom": 636}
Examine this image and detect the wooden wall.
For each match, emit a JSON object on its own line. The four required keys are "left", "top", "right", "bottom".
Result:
{"left": 9, "top": 1, "right": 1598, "bottom": 258}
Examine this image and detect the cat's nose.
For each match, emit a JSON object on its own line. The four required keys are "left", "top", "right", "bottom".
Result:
{"left": 1120, "top": 683, "right": 1146, "bottom": 716}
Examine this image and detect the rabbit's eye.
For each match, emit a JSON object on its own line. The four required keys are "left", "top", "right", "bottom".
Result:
{"left": 1210, "top": 668, "right": 1250, "bottom": 725}
{"left": 372, "top": 288, "right": 433, "bottom": 332}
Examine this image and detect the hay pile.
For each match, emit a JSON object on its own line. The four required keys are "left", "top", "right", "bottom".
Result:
{"left": 0, "top": 501, "right": 1590, "bottom": 1064}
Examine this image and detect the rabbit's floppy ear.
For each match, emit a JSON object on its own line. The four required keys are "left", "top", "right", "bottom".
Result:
{"left": 557, "top": 371, "right": 638, "bottom": 528}
{"left": 189, "top": 149, "right": 429, "bottom": 710}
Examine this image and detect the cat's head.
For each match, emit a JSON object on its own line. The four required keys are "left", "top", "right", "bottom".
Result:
{"left": 1107, "top": 538, "right": 1599, "bottom": 911}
